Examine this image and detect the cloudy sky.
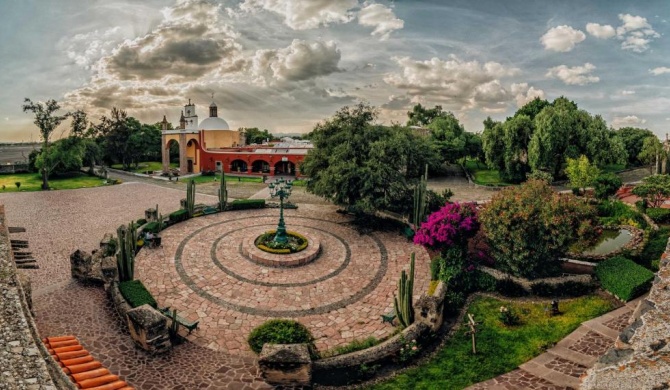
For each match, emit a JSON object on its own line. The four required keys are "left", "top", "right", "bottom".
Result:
{"left": 1, "top": 0, "right": 669, "bottom": 142}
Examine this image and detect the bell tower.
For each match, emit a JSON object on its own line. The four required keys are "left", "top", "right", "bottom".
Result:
{"left": 183, "top": 98, "right": 198, "bottom": 130}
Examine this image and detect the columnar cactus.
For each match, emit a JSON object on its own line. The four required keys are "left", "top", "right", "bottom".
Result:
{"left": 412, "top": 165, "right": 428, "bottom": 228}
{"left": 218, "top": 171, "right": 228, "bottom": 211}
{"left": 116, "top": 223, "right": 136, "bottom": 282}
{"left": 186, "top": 179, "right": 195, "bottom": 218}
{"left": 393, "top": 252, "right": 415, "bottom": 328}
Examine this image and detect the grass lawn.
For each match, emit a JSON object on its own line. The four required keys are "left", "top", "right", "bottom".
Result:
{"left": 111, "top": 161, "right": 177, "bottom": 173}
{"left": 370, "top": 295, "right": 615, "bottom": 390}
{"left": 189, "top": 175, "right": 264, "bottom": 184}
{"left": 464, "top": 160, "right": 513, "bottom": 186}
{"left": 0, "top": 173, "right": 107, "bottom": 192}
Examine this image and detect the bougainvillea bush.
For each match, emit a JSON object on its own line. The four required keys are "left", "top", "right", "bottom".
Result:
{"left": 414, "top": 202, "right": 479, "bottom": 251}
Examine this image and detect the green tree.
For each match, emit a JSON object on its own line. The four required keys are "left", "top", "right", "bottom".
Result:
{"left": 406, "top": 104, "right": 448, "bottom": 127}
{"left": 22, "top": 98, "right": 70, "bottom": 190}
{"left": 302, "top": 103, "right": 438, "bottom": 215}
{"left": 427, "top": 113, "right": 467, "bottom": 164}
{"left": 593, "top": 173, "right": 623, "bottom": 200}
{"left": 34, "top": 137, "right": 85, "bottom": 177}
{"left": 632, "top": 174, "right": 670, "bottom": 208}
{"left": 614, "top": 127, "right": 657, "bottom": 167}
{"left": 242, "top": 127, "right": 274, "bottom": 144}
{"left": 565, "top": 155, "right": 600, "bottom": 195}
{"left": 480, "top": 180, "right": 597, "bottom": 278}
{"left": 638, "top": 136, "right": 664, "bottom": 174}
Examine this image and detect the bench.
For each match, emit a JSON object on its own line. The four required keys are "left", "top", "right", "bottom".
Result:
{"left": 381, "top": 310, "right": 396, "bottom": 325}
{"left": 159, "top": 307, "right": 199, "bottom": 334}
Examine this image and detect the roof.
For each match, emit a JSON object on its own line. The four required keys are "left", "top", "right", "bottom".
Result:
{"left": 199, "top": 116, "right": 230, "bottom": 130}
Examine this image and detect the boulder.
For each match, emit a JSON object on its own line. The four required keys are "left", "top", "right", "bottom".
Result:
{"left": 126, "top": 304, "right": 171, "bottom": 355}
{"left": 259, "top": 344, "right": 312, "bottom": 387}
{"left": 70, "top": 250, "right": 93, "bottom": 280}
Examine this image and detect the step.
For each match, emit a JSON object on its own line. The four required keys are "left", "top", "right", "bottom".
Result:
{"left": 8, "top": 227, "right": 26, "bottom": 233}
{"left": 582, "top": 318, "right": 621, "bottom": 339}
{"left": 519, "top": 352, "right": 582, "bottom": 388}
{"left": 16, "top": 264, "right": 39, "bottom": 269}
{"left": 15, "top": 258, "right": 37, "bottom": 264}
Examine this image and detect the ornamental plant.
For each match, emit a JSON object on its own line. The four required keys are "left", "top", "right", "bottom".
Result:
{"left": 413, "top": 202, "right": 479, "bottom": 251}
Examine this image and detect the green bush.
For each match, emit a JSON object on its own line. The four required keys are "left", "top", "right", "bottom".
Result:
{"left": 593, "top": 173, "right": 622, "bottom": 200}
{"left": 633, "top": 227, "right": 670, "bottom": 270}
{"left": 247, "top": 319, "right": 315, "bottom": 355}
{"left": 143, "top": 221, "right": 166, "bottom": 234}
{"left": 229, "top": 199, "right": 266, "bottom": 210}
{"left": 430, "top": 257, "right": 441, "bottom": 281}
{"left": 495, "top": 278, "right": 528, "bottom": 297}
{"left": 597, "top": 200, "right": 647, "bottom": 228}
{"left": 530, "top": 280, "right": 595, "bottom": 298}
{"left": 530, "top": 282, "right": 555, "bottom": 297}
{"left": 475, "top": 271, "right": 497, "bottom": 292}
{"left": 595, "top": 256, "right": 654, "bottom": 301}
{"left": 136, "top": 218, "right": 147, "bottom": 226}
{"left": 169, "top": 209, "right": 189, "bottom": 223}
{"left": 118, "top": 280, "right": 157, "bottom": 309}
{"left": 646, "top": 208, "right": 670, "bottom": 223}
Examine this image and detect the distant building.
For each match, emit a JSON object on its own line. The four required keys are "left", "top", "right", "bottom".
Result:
{"left": 161, "top": 100, "right": 312, "bottom": 177}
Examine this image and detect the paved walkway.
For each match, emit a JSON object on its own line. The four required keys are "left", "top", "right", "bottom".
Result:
{"left": 466, "top": 297, "right": 643, "bottom": 390}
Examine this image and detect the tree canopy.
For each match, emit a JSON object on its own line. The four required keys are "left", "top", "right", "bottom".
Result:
{"left": 242, "top": 127, "right": 274, "bottom": 145}
{"left": 614, "top": 127, "right": 657, "bottom": 167}
{"left": 302, "top": 103, "right": 438, "bottom": 214}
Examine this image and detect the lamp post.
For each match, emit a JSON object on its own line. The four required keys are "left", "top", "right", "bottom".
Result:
{"left": 268, "top": 178, "right": 293, "bottom": 244}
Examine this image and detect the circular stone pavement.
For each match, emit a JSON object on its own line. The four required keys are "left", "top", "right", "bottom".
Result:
{"left": 135, "top": 206, "right": 430, "bottom": 355}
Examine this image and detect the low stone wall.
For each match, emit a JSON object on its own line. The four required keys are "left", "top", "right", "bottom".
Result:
{"left": 581, "top": 238, "right": 670, "bottom": 388}
{"left": 567, "top": 225, "right": 646, "bottom": 262}
{"left": 479, "top": 265, "right": 593, "bottom": 291}
{"left": 0, "top": 205, "right": 76, "bottom": 390}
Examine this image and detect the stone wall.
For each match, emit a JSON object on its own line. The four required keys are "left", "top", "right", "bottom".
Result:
{"left": 581, "top": 238, "right": 670, "bottom": 389}
{"left": 0, "top": 205, "right": 76, "bottom": 390}
{"left": 479, "top": 265, "right": 593, "bottom": 291}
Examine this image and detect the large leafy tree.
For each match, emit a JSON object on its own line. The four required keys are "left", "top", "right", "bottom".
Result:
{"left": 302, "top": 103, "right": 438, "bottom": 214}
{"left": 22, "top": 98, "right": 70, "bottom": 190}
{"left": 34, "top": 137, "right": 85, "bottom": 177}
{"left": 242, "top": 127, "right": 274, "bottom": 144}
{"left": 638, "top": 136, "right": 665, "bottom": 174}
{"left": 614, "top": 127, "right": 657, "bottom": 167}
{"left": 406, "top": 104, "right": 448, "bottom": 127}
{"left": 480, "top": 180, "right": 597, "bottom": 278}
{"left": 632, "top": 175, "right": 670, "bottom": 208}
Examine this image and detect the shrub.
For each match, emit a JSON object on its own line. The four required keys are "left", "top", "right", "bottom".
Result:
{"left": 247, "top": 319, "right": 315, "bottom": 355}
{"left": 15, "top": 182, "right": 21, "bottom": 189}
{"left": 201, "top": 170, "right": 216, "bottom": 176}
{"left": 169, "top": 209, "right": 189, "bottom": 223}
{"left": 498, "top": 306, "right": 520, "bottom": 326}
{"left": 429, "top": 257, "right": 441, "bottom": 281}
{"left": 646, "top": 208, "right": 670, "bottom": 223}
{"left": 475, "top": 271, "right": 497, "bottom": 292}
{"left": 530, "top": 282, "right": 555, "bottom": 297}
{"left": 495, "top": 278, "right": 528, "bottom": 297}
{"left": 143, "top": 221, "right": 166, "bottom": 234}
{"left": 118, "top": 280, "right": 157, "bottom": 309}
{"left": 229, "top": 199, "right": 266, "bottom": 210}
{"left": 414, "top": 202, "right": 479, "bottom": 251}
{"left": 595, "top": 256, "right": 654, "bottom": 301}
{"left": 529, "top": 280, "right": 594, "bottom": 298}
{"left": 593, "top": 173, "right": 622, "bottom": 200}
{"left": 136, "top": 218, "right": 147, "bottom": 226}
{"left": 597, "top": 200, "right": 647, "bottom": 228}
{"left": 633, "top": 227, "right": 670, "bottom": 270}
{"left": 635, "top": 200, "right": 647, "bottom": 213}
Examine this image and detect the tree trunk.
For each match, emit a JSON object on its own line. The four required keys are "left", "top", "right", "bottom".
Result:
{"left": 41, "top": 167, "right": 48, "bottom": 190}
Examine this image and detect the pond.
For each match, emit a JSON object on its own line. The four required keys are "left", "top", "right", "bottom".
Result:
{"left": 580, "top": 228, "right": 633, "bottom": 256}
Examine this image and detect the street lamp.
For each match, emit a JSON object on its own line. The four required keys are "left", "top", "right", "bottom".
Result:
{"left": 268, "top": 178, "right": 293, "bottom": 244}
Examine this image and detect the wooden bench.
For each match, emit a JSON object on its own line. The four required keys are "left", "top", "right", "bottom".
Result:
{"left": 381, "top": 310, "right": 396, "bottom": 325}
{"left": 159, "top": 308, "right": 199, "bottom": 334}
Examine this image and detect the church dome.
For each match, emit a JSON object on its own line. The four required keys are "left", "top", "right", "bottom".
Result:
{"left": 199, "top": 116, "right": 230, "bottom": 130}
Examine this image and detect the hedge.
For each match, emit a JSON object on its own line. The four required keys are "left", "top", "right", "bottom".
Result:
{"left": 169, "top": 209, "right": 189, "bottom": 223}
{"left": 229, "top": 199, "right": 266, "bottom": 210}
{"left": 247, "top": 319, "right": 315, "bottom": 355}
{"left": 143, "top": 221, "right": 165, "bottom": 234}
{"left": 646, "top": 208, "right": 670, "bottom": 223}
{"left": 595, "top": 256, "right": 654, "bottom": 301}
{"left": 119, "top": 280, "right": 158, "bottom": 309}
{"left": 530, "top": 280, "right": 595, "bottom": 298}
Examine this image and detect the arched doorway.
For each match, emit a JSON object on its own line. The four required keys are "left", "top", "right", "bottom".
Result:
{"left": 186, "top": 139, "right": 199, "bottom": 173}
{"left": 251, "top": 160, "right": 270, "bottom": 173}
{"left": 167, "top": 139, "right": 180, "bottom": 165}
{"left": 231, "top": 159, "right": 248, "bottom": 173}
{"left": 274, "top": 161, "right": 295, "bottom": 176}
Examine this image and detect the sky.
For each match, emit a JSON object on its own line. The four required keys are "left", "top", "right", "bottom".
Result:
{"left": 1, "top": 0, "right": 669, "bottom": 142}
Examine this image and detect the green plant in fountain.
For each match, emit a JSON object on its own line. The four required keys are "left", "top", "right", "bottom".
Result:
{"left": 186, "top": 179, "right": 195, "bottom": 218}
{"left": 218, "top": 171, "right": 228, "bottom": 211}
{"left": 116, "top": 222, "right": 136, "bottom": 282}
{"left": 394, "top": 252, "right": 415, "bottom": 328}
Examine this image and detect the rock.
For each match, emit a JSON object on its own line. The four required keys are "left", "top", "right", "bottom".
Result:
{"left": 99, "top": 233, "right": 115, "bottom": 255}
{"left": 69, "top": 250, "right": 93, "bottom": 280}
{"left": 126, "top": 304, "right": 171, "bottom": 355}
{"left": 101, "top": 256, "right": 117, "bottom": 286}
{"left": 259, "top": 344, "right": 312, "bottom": 387}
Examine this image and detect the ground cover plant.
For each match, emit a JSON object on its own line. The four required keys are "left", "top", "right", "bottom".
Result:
{"left": 369, "top": 295, "right": 614, "bottom": 390}
{"left": 595, "top": 256, "right": 654, "bottom": 301}
{"left": 597, "top": 199, "right": 647, "bottom": 228}
{"left": 118, "top": 280, "right": 157, "bottom": 309}
{"left": 247, "top": 319, "right": 315, "bottom": 355}
{"left": 464, "top": 160, "right": 512, "bottom": 186}
{"left": 0, "top": 172, "right": 106, "bottom": 192}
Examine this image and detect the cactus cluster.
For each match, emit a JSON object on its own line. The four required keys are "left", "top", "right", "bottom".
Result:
{"left": 169, "top": 308, "right": 180, "bottom": 340}
{"left": 186, "top": 179, "right": 195, "bottom": 218}
{"left": 393, "top": 252, "right": 415, "bottom": 329}
{"left": 116, "top": 222, "right": 136, "bottom": 282}
{"left": 412, "top": 165, "right": 428, "bottom": 228}
{"left": 218, "top": 171, "right": 228, "bottom": 211}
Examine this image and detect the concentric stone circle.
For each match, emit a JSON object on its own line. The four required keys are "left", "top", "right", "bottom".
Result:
{"left": 134, "top": 208, "right": 430, "bottom": 354}
{"left": 241, "top": 230, "right": 321, "bottom": 267}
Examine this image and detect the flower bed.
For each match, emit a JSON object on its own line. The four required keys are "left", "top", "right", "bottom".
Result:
{"left": 255, "top": 230, "right": 308, "bottom": 254}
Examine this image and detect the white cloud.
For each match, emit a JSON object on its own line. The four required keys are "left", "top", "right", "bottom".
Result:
{"left": 620, "top": 90, "right": 636, "bottom": 95}
{"left": 585, "top": 23, "right": 615, "bottom": 39}
{"left": 250, "top": 39, "right": 342, "bottom": 85}
{"left": 616, "top": 14, "right": 659, "bottom": 52}
{"left": 650, "top": 67, "right": 670, "bottom": 75}
{"left": 239, "top": 0, "right": 356, "bottom": 30}
{"left": 59, "top": 27, "right": 125, "bottom": 69}
{"left": 358, "top": 3, "right": 404, "bottom": 40}
{"left": 510, "top": 83, "right": 546, "bottom": 107}
{"left": 540, "top": 25, "right": 585, "bottom": 52}
{"left": 612, "top": 115, "right": 647, "bottom": 129}
{"left": 546, "top": 63, "right": 599, "bottom": 85}
{"left": 384, "top": 55, "right": 521, "bottom": 111}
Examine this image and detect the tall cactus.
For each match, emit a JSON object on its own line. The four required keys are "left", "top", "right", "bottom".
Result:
{"left": 116, "top": 222, "right": 136, "bottom": 282}
{"left": 412, "top": 165, "right": 428, "bottom": 228}
{"left": 393, "top": 252, "right": 415, "bottom": 328}
{"left": 218, "top": 171, "right": 228, "bottom": 211}
{"left": 186, "top": 179, "right": 195, "bottom": 218}
{"left": 157, "top": 213, "right": 165, "bottom": 233}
